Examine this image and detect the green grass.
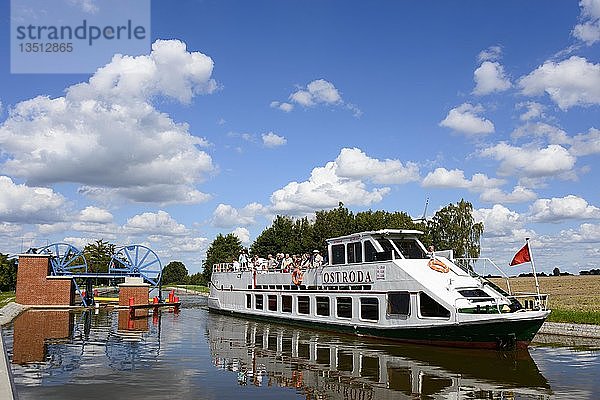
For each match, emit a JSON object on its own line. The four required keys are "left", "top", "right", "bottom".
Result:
{"left": 0, "top": 291, "right": 15, "bottom": 307}
{"left": 174, "top": 285, "right": 209, "bottom": 293}
{"left": 547, "top": 309, "right": 600, "bottom": 325}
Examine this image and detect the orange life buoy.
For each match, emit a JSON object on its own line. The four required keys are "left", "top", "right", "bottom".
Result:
{"left": 291, "top": 267, "right": 303, "bottom": 285}
{"left": 428, "top": 258, "right": 450, "bottom": 273}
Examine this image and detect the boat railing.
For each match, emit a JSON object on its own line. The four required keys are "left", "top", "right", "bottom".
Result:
{"left": 509, "top": 293, "right": 549, "bottom": 311}
{"left": 454, "top": 296, "right": 507, "bottom": 316}
{"left": 454, "top": 292, "right": 549, "bottom": 320}
{"left": 453, "top": 257, "right": 512, "bottom": 295}
{"left": 213, "top": 263, "right": 236, "bottom": 273}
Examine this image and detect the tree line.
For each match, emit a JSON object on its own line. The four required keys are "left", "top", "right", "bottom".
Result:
{"left": 0, "top": 199, "right": 483, "bottom": 290}
{"left": 202, "top": 199, "right": 483, "bottom": 282}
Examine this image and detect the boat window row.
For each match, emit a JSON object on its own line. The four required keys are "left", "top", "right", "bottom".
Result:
{"left": 247, "top": 284, "right": 372, "bottom": 291}
{"left": 245, "top": 292, "right": 450, "bottom": 320}
{"left": 330, "top": 237, "right": 428, "bottom": 266}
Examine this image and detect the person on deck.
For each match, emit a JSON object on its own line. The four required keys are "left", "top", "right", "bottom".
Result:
{"left": 311, "top": 250, "right": 323, "bottom": 267}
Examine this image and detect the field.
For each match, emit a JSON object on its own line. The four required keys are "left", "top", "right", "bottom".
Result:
{"left": 490, "top": 275, "right": 600, "bottom": 324}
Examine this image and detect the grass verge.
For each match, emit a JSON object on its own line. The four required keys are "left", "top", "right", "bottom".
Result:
{"left": 0, "top": 291, "right": 15, "bottom": 307}
{"left": 547, "top": 309, "right": 600, "bottom": 325}
{"left": 174, "top": 285, "right": 209, "bottom": 293}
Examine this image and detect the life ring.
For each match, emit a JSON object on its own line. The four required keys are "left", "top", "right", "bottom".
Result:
{"left": 291, "top": 268, "right": 303, "bottom": 285}
{"left": 428, "top": 258, "right": 450, "bottom": 273}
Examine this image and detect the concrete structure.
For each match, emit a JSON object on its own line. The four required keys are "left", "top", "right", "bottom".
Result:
{"left": 15, "top": 254, "right": 74, "bottom": 306}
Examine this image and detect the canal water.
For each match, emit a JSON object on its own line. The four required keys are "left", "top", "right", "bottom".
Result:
{"left": 2, "top": 295, "right": 599, "bottom": 399}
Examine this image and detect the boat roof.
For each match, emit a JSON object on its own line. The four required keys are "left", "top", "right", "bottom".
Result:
{"left": 326, "top": 229, "right": 424, "bottom": 244}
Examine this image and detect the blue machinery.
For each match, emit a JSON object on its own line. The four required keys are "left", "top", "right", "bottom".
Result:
{"left": 33, "top": 243, "right": 163, "bottom": 307}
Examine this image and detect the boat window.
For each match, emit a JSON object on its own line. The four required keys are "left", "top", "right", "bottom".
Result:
{"left": 347, "top": 241, "right": 362, "bottom": 264}
{"left": 268, "top": 295, "right": 277, "bottom": 311}
{"left": 360, "top": 297, "right": 379, "bottom": 321}
{"left": 373, "top": 238, "right": 397, "bottom": 261}
{"left": 364, "top": 240, "right": 377, "bottom": 262}
{"left": 316, "top": 296, "right": 330, "bottom": 316}
{"left": 255, "top": 294, "right": 263, "bottom": 310}
{"left": 282, "top": 295, "right": 292, "bottom": 313}
{"left": 337, "top": 297, "right": 353, "bottom": 318}
{"left": 331, "top": 244, "right": 345, "bottom": 265}
{"left": 419, "top": 292, "right": 450, "bottom": 318}
{"left": 458, "top": 288, "right": 491, "bottom": 303}
{"left": 298, "top": 296, "right": 310, "bottom": 314}
{"left": 392, "top": 239, "right": 427, "bottom": 259}
{"left": 246, "top": 294, "right": 252, "bottom": 309}
{"left": 387, "top": 292, "right": 410, "bottom": 317}
{"left": 458, "top": 289, "right": 489, "bottom": 298}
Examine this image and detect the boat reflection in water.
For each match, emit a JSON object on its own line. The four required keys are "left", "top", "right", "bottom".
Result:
{"left": 207, "top": 313, "right": 552, "bottom": 399}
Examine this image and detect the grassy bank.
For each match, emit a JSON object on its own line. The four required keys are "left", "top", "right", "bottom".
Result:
{"left": 0, "top": 291, "right": 15, "bottom": 307}
{"left": 173, "top": 285, "right": 209, "bottom": 293}
{"left": 490, "top": 276, "right": 600, "bottom": 325}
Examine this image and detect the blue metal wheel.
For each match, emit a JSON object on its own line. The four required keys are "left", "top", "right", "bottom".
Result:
{"left": 110, "top": 245, "right": 162, "bottom": 287}
{"left": 37, "top": 243, "right": 88, "bottom": 275}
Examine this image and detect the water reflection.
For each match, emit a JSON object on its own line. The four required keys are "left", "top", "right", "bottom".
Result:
{"left": 207, "top": 313, "right": 552, "bottom": 399}
{"left": 4, "top": 298, "right": 599, "bottom": 399}
{"left": 7, "top": 308, "right": 161, "bottom": 384}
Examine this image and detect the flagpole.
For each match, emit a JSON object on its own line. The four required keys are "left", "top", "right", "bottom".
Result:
{"left": 526, "top": 238, "right": 541, "bottom": 301}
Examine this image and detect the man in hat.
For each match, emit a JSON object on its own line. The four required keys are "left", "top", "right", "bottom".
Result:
{"left": 311, "top": 249, "right": 323, "bottom": 267}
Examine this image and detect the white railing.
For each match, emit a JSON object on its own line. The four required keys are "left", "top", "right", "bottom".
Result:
{"left": 453, "top": 292, "right": 549, "bottom": 321}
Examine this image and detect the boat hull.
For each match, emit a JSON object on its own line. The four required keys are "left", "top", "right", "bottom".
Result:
{"left": 208, "top": 305, "right": 546, "bottom": 350}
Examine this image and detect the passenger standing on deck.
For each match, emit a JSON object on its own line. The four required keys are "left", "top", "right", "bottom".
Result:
{"left": 283, "top": 253, "right": 293, "bottom": 272}
{"left": 238, "top": 249, "right": 249, "bottom": 270}
{"left": 311, "top": 250, "right": 323, "bottom": 267}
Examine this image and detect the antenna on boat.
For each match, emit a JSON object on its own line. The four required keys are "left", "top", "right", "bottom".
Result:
{"left": 412, "top": 197, "right": 429, "bottom": 223}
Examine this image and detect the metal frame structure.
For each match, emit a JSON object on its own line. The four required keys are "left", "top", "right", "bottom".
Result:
{"left": 30, "top": 243, "right": 163, "bottom": 306}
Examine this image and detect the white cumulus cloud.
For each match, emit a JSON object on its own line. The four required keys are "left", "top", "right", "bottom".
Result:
{"left": 473, "top": 204, "right": 524, "bottom": 237}
{"left": 232, "top": 227, "right": 251, "bottom": 245}
{"left": 78, "top": 206, "right": 113, "bottom": 223}
{"left": 335, "top": 148, "right": 420, "bottom": 184}
{"left": 123, "top": 210, "right": 189, "bottom": 236}
{"left": 211, "top": 203, "right": 266, "bottom": 228}
{"left": 473, "top": 61, "right": 511, "bottom": 95}
{"left": 421, "top": 168, "right": 504, "bottom": 191}
{"left": 0, "top": 39, "right": 216, "bottom": 204}
{"left": 439, "top": 103, "right": 495, "bottom": 136}
{"left": 572, "top": 0, "right": 600, "bottom": 45}
{"left": 518, "top": 56, "right": 600, "bottom": 110}
{"left": 480, "top": 143, "right": 576, "bottom": 178}
{"left": 0, "top": 176, "right": 66, "bottom": 223}
{"left": 262, "top": 132, "right": 287, "bottom": 148}
{"left": 529, "top": 195, "right": 600, "bottom": 222}
{"left": 273, "top": 79, "right": 360, "bottom": 116}
{"left": 479, "top": 186, "right": 537, "bottom": 204}
{"left": 569, "top": 128, "right": 600, "bottom": 156}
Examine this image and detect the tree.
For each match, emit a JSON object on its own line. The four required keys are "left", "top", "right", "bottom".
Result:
{"left": 553, "top": 267, "right": 560, "bottom": 276}
{"left": 426, "top": 199, "right": 483, "bottom": 258}
{"left": 188, "top": 272, "right": 205, "bottom": 285}
{"left": 0, "top": 252, "right": 17, "bottom": 291}
{"left": 203, "top": 233, "right": 242, "bottom": 282}
{"left": 161, "top": 261, "right": 189, "bottom": 285}
{"left": 312, "top": 203, "right": 355, "bottom": 252}
{"left": 83, "top": 239, "right": 115, "bottom": 273}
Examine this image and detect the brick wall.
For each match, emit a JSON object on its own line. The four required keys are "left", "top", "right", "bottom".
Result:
{"left": 118, "top": 284, "right": 150, "bottom": 306}
{"left": 12, "top": 310, "right": 72, "bottom": 364}
{"left": 16, "top": 255, "right": 74, "bottom": 306}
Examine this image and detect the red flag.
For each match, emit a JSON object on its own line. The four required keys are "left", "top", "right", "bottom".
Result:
{"left": 510, "top": 243, "right": 531, "bottom": 266}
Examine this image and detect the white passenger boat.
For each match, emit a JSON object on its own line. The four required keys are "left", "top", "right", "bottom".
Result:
{"left": 208, "top": 229, "right": 550, "bottom": 349}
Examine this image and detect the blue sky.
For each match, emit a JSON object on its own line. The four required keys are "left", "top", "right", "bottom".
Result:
{"left": 1, "top": 0, "right": 599, "bottom": 275}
